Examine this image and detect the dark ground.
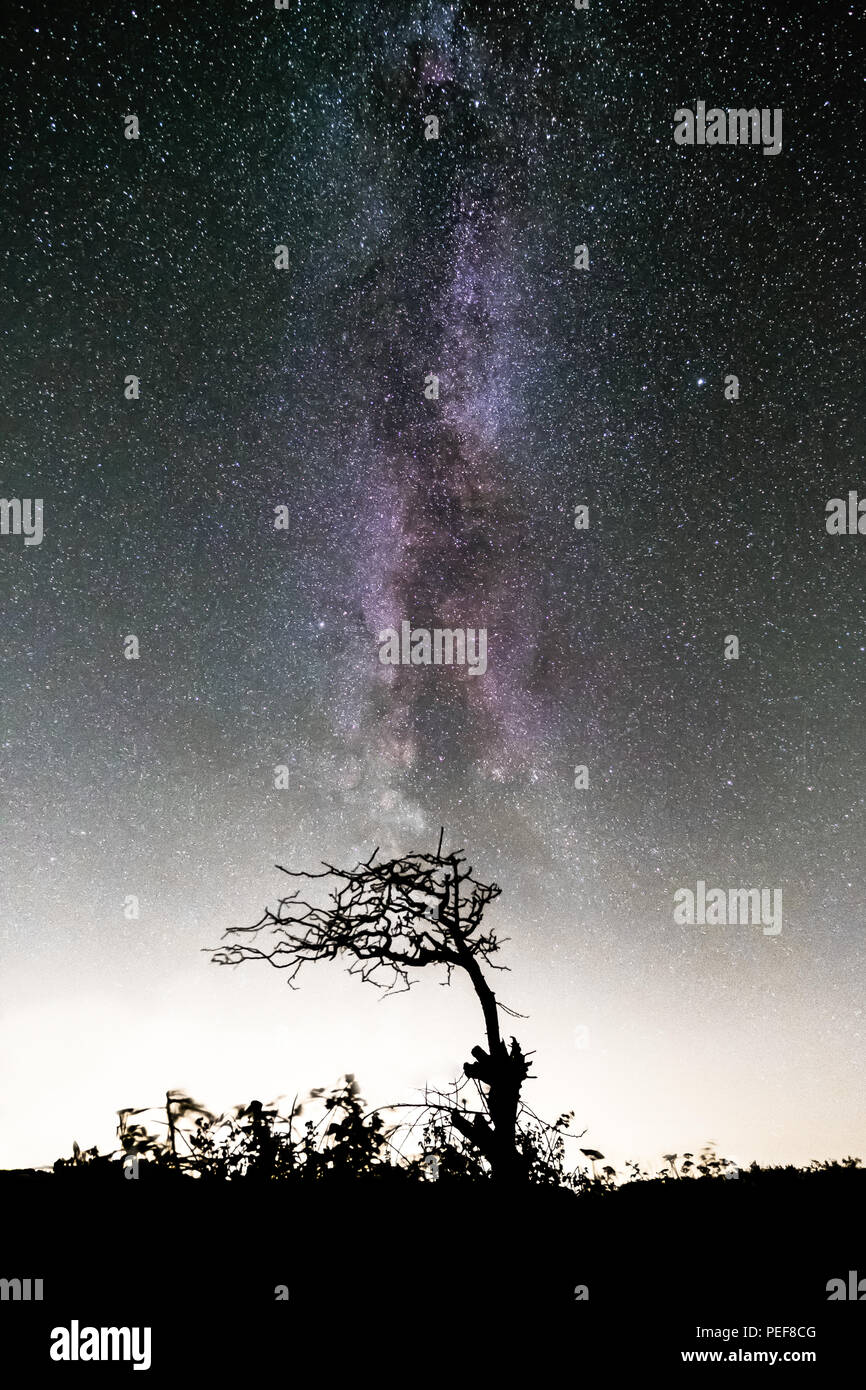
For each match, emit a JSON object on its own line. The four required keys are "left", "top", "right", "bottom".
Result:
{"left": 1, "top": 1165, "right": 862, "bottom": 1377}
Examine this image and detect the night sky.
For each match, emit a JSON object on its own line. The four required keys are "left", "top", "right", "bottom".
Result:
{"left": 1, "top": 1, "right": 864, "bottom": 1171}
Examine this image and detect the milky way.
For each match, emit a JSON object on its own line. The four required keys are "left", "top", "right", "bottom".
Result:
{"left": 1, "top": 1, "right": 863, "bottom": 1169}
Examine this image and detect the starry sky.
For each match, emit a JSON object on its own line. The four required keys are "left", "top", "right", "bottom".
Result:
{"left": 1, "top": 0, "right": 864, "bottom": 1171}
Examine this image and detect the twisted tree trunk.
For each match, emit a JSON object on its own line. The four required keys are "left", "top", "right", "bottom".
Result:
{"left": 443, "top": 858, "right": 530, "bottom": 1182}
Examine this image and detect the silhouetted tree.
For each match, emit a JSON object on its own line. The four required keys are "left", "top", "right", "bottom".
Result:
{"left": 210, "top": 831, "right": 532, "bottom": 1183}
